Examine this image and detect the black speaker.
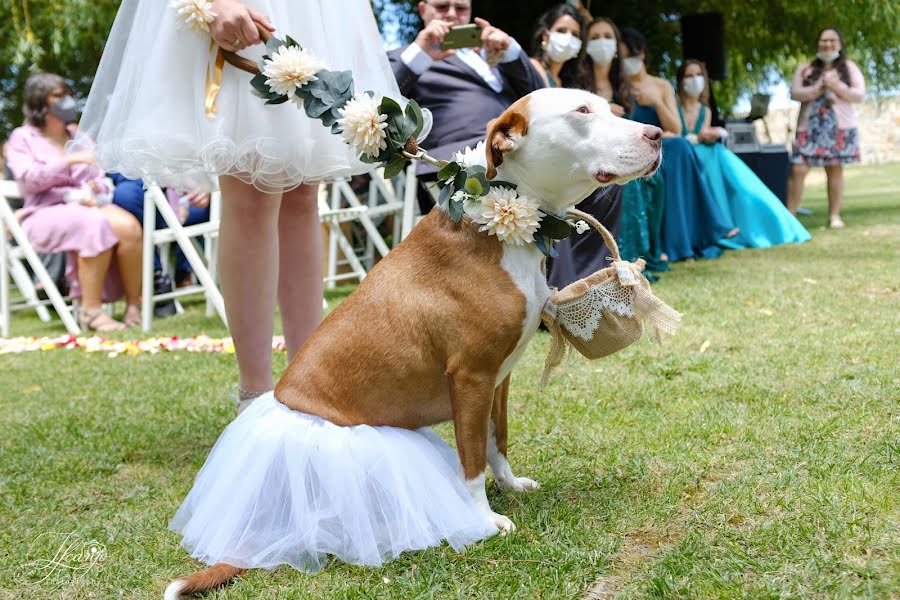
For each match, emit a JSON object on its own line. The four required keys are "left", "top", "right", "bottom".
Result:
{"left": 681, "top": 12, "right": 726, "bottom": 81}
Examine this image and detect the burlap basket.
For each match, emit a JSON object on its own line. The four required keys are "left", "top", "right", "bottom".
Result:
{"left": 541, "top": 208, "right": 681, "bottom": 386}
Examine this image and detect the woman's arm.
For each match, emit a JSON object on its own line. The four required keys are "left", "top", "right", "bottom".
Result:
{"left": 529, "top": 58, "right": 551, "bottom": 88}
{"left": 4, "top": 131, "right": 74, "bottom": 195}
{"left": 790, "top": 63, "right": 822, "bottom": 102}
{"left": 653, "top": 80, "right": 683, "bottom": 134}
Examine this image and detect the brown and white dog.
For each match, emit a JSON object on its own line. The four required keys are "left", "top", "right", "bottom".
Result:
{"left": 166, "top": 88, "right": 661, "bottom": 597}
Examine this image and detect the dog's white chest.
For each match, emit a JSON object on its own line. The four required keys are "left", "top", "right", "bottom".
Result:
{"left": 496, "top": 245, "right": 551, "bottom": 385}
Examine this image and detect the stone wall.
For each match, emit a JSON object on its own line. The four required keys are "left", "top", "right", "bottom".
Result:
{"left": 743, "top": 95, "right": 900, "bottom": 165}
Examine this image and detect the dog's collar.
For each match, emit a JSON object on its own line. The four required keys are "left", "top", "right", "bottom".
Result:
{"left": 435, "top": 161, "right": 580, "bottom": 257}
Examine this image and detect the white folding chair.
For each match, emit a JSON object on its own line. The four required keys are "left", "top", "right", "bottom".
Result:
{"left": 0, "top": 180, "right": 81, "bottom": 336}
{"left": 320, "top": 167, "right": 420, "bottom": 288}
{"left": 140, "top": 185, "right": 227, "bottom": 331}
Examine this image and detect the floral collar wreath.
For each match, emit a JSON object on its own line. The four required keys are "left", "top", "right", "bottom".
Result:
{"left": 173, "top": 2, "right": 585, "bottom": 256}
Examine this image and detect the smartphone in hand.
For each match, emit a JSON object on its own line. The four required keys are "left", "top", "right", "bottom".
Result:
{"left": 440, "top": 24, "right": 483, "bottom": 50}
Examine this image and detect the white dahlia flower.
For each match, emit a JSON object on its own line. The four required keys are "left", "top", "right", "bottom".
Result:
{"left": 169, "top": 0, "right": 216, "bottom": 33}
{"left": 473, "top": 187, "right": 542, "bottom": 246}
{"left": 263, "top": 45, "right": 325, "bottom": 97}
{"left": 451, "top": 141, "right": 488, "bottom": 169}
{"left": 337, "top": 93, "right": 389, "bottom": 158}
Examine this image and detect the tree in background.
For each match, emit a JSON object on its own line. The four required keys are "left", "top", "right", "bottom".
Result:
{"left": 2, "top": 0, "right": 897, "bottom": 141}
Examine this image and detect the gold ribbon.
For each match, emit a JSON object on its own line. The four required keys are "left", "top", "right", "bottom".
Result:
{"left": 205, "top": 39, "right": 225, "bottom": 119}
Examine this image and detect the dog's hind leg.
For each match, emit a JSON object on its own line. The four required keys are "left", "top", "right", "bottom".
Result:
{"left": 448, "top": 366, "right": 516, "bottom": 533}
{"left": 488, "top": 375, "right": 540, "bottom": 493}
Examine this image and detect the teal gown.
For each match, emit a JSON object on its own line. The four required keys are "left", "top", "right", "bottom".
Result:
{"left": 679, "top": 104, "right": 811, "bottom": 249}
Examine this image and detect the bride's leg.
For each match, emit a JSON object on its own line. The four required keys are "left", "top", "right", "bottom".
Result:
{"left": 277, "top": 183, "right": 323, "bottom": 359}
{"left": 219, "top": 175, "right": 282, "bottom": 393}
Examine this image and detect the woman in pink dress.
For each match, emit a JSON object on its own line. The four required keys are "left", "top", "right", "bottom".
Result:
{"left": 5, "top": 73, "right": 143, "bottom": 331}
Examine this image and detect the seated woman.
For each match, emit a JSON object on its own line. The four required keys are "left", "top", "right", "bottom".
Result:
{"left": 5, "top": 73, "right": 143, "bottom": 331}
{"left": 529, "top": 4, "right": 624, "bottom": 288}
{"left": 586, "top": 17, "right": 666, "bottom": 276}
{"left": 620, "top": 28, "right": 735, "bottom": 262}
{"left": 676, "top": 60, "right": 811, "bottom": 249}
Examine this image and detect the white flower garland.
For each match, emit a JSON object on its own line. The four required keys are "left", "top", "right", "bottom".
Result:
{"left": 262, "top": 45, "right": 326, "bottom": 100}
{"left": 468, "top": 187, "right": 543, "bottom": 246}
{"left": 169, "top": 0, "right": 216, "bottom": 33}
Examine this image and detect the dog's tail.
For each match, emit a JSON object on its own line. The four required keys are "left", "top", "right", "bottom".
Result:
{"left": 163, "top": 563, "right": 244, "bottom": 599}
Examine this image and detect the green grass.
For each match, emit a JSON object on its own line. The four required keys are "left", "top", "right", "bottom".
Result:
{"left": 2, "top": 163, "right": 898, "bottom": 599}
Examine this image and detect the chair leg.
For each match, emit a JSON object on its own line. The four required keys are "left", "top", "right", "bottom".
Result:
{"left": 1, "top": 237, "right": 9, "bottom": 338}
{"left": 142, "top": 190, "right": 155, "bottom": 332}
{"left": 8, "top": 257, "right": 52, "bottom": 322}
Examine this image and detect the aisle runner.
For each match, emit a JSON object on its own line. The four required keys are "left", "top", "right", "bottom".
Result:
{"left": 0, "top": 335, "right": 287, "bottom": 357}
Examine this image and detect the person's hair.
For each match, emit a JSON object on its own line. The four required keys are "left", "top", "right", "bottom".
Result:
{"left": 803, "top": 27, "right": 851, "bottom": 86}
{"left": 23, "top": 73, "right": 71, "bottom": 128}
{"left": 531, "top": 3, "right": 591, "bottom": 90}
{"left": 585, "top": 17, "right": 633, "bottom": 115}
{"left": 676, "top": 59, "right": 710, "bottom": 106}
{"left": 620, "top": 27, "right": 650, "bottom": 66}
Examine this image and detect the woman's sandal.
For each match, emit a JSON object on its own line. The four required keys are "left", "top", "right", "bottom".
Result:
{"left": 123, "top": 303, "right": 142, "bottom": 328}
{"left": 79, "top": 307, "right": 126, "bottom": 332}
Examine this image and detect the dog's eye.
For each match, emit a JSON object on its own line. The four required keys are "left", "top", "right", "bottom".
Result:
{"left": 575, "top": 105, "right": 592, "bottom": 114}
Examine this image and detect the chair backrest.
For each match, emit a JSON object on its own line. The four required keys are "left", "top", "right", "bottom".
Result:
{"left": 0, "top": 179, "right": 22, "bottom": 201}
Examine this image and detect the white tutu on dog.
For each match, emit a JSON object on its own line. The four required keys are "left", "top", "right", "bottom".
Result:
{"left": 169, "top": 393, "right": 498, "bottom": 571}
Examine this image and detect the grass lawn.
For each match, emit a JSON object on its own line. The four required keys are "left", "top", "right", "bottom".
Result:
{"left": 2, "top": 163, "right": 898, "bottom": 599}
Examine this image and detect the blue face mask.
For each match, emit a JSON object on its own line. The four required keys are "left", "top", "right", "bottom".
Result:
{"left": 51, "top": 95, "right": 79, "bottom": 124}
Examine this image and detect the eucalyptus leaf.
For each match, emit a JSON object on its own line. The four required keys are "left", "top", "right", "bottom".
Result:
{"left": 379, "top": 96, "right": 403, "bottom": 117}
{"left": 466, "top": 165, "right": 487, "bottom": 176}
{"left": 265, "top": 36, "right": 285, "bottom": 54}
{"left": 283, "top": 35, "right": 299, "bottom": 48}
{"left": 250, "top": 73, "right": 270, "bottom": 95}
{"left": 405, "top": 99, "right": 425, "bottom": 139}
{"left": 449, "top": 198, "right": 465, "bottom": 223}
{"left": 439, "top": 183, "right": 453, "bottom": 207}
{"left": 437, "top": 161, "right": 460, "bottom": 181}
{"left": 489, "top": 180, "right": 518, "bottom": 190}
{"left": 464, "top": 177, "right": 484, "bottom": 196}
{"left": 453, "top": 170, "right": 467, "bottom": 191}
{"left": 265, "top": 95, "right": 289, "bottom": 105}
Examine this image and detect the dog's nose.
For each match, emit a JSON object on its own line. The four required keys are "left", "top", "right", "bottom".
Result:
{"left": 643, "top": 126, "right": 663, "bottom": 144}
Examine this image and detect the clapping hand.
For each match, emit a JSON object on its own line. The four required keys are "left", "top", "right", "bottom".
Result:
{"left": 823, "top": 70, "right": 841, "bottom": 90}
{"left": 414, "top": 19, "right": 456, "bottom": 61}
{"left": 184, "top": 192, "right": 211, "bottom": 209}
{"left": 210, "top": 0, "right": 275, "bottom": 53}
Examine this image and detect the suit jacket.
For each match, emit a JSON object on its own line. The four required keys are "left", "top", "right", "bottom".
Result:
{"left": 388, "top": 46, "right": 545, "bottom": 176}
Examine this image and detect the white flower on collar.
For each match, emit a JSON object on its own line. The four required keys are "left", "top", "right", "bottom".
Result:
{"left": 452, "top": 141, "right": 488, "bottom": 169}
{"left": 575, "top": 220, "right": 590, "bottom": 234}
{"left": 471, "top": 186, "right": 542, "bottom": 246}
{"left": 337, "top": 93, "right": 389, "bottom": 158}
{"left": 263, "top": 45, "right": 325, "bottom": 98}
{"left": 169, "top": 0, "right": 216, "bottom": 33}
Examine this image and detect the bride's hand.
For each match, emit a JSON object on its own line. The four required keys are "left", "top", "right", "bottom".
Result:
{"left": 210, "top": 0, "right": 275, "bottom": 52}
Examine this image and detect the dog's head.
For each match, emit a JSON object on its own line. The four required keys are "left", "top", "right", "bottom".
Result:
{"left": 485, "top": 88, "right": 662, "bottom": 215}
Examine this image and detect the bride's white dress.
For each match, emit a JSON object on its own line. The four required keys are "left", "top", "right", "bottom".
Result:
{"left": 77, "top": 0, "right": 402, "bottom": 192}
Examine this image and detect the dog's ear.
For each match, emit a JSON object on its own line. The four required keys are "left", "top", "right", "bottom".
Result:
{"left": 485, "top": 100, "right": 530, "bottom": 180}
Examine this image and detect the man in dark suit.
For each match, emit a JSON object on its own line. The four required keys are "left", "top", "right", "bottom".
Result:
{"left": 388, "top": 1, "right": 544, "bottom": 209}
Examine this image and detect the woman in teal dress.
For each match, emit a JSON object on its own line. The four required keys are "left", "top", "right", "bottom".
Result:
{"left": 676, "top": 60, "right": 811, "bottom": 249}
{"left": 620, "top": 28, "right": 735, "bottom": 262}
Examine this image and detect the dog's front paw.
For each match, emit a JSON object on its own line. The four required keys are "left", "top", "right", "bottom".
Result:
{"left": 488, "top": 511, "right": 517, "bottom": 535}
{"left": 497, "top": 476, "right": 541, "bottom": 493}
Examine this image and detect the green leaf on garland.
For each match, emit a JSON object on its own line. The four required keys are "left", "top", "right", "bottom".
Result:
{"left": 438, "top": 183, "right": 453, "bottom": 207}
{"left": 265, "top": 95, "right": 289, "bottom": 105}
{"left": 266, "top": 36, "right": 286, "bottom": 54}
{"left": 453, "top": 170, "right": 467, "bottom": 191}
{"left": 532, "top": 234, "right": 558, "bottom": 258}
{"left": 359, "top": 153, "right": 381, "bottom": 164}
{"left": 404, "top": 99, "right": 425, "bottom": 139}
{"left": 538, "top": 213, "right": 574, "bottom": 240}
{"left": 379, "top": 96, "right": 403, "bottom": 117}
{"left": 437, "top": 161, "right": 460, "bottom": 181}
{"left": 383, "top": 158, "right": 407, "bottom": 179}
{"left": 489, "top": 180, "right": 518, "bottom": 190}
{"left": 449, "top": 198, "right": 465, "bottom": 223}
{"left": 250, "top": 73, "right": 270, "bottom": 95}
{"left": 464, "top": 177, "right": 483, "bottom": 196}
{"left": 466, "top": 165, "right": 487, "bottom": 176}
{"left": 283, "top": 35, "right": 299, "bottom": 48}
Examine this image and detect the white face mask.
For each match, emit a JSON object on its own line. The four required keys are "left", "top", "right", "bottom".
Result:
{"left": 586, "top": 38, "right": 617, "bottom": 65}
{"left": 545, "top": 31, "right": 582, "bottom": 63}
{"left": 682, "top": 75, "right": 705, "bottom": 98}
{"left": 816, "top": 50, "right": 840, "bottom": 63}
{"left": 622, "top": 56, "right": 643, "bottom": 76}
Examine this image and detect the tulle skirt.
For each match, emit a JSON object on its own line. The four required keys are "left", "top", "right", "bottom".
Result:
{"left": 77, "top": 0, "right": 401, "bottom": 193}
{"left": 170, "top": 393, "right": 499, "bottom": 571}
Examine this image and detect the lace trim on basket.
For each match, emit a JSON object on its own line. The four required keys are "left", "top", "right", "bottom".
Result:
{"left": 555, "top": 279, "right": 635, "bottom": 342}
